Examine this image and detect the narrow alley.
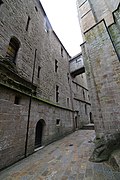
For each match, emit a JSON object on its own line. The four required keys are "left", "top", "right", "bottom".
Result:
{"left": 0, "top": 130, "right": 120, "bottom": 180}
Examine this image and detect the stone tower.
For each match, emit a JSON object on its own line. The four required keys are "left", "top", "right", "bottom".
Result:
{"left": 77, "top": 0, "right": 120, "bottom": 161}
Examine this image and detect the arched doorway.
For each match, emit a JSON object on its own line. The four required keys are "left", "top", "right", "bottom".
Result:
{"left": 35, "top": 120, "right": 45, "bottom": 148}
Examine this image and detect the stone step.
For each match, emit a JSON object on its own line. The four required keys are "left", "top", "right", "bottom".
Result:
{"left": 82, "top": 123, "right": 94, "bottom": 130}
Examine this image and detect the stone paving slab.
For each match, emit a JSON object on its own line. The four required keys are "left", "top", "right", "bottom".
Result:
{"left": 0, "top": 130, "right": 120, "bottom": 180}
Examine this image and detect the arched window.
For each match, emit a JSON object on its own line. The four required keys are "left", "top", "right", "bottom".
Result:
{"left": 6, "top": 37, "right": 20, "bottom": 63}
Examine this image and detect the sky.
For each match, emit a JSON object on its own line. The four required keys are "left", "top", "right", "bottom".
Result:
{"left": 40, "top": 0, "right": 83, "bottom": 57}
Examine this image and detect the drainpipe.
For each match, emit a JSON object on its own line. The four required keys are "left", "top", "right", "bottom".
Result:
{"left": 25, "top": 49, "right": 37, "bottom": 157}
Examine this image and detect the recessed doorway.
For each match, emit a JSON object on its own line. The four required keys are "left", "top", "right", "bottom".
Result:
{"left": 35, "top": 120, "right": 45, "bottom": 149}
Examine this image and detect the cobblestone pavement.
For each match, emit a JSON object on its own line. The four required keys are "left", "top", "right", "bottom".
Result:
{"left": 0, "top": 130, "right": 120, "bottom": 180}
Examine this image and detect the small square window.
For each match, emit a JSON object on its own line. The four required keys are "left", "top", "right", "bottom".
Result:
{"left": 14, "top": 96, "right": 21, "bottom": 105}
{"left": 56, "top": 119, "right": 60, "bottom": 126}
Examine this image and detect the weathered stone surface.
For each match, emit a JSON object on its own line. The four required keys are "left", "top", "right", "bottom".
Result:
{"left": 90, "top": 132, "right": 120, "bottom": 162}
{"left": 109, "top": 149, "right": 120, "bottom": 171}
{"left": 78, "top": 1, "right": 120, "bottom": 137}
{"left": 77, "top": 0, "right": 120, "bottom": 169}
{"left": 0, "top": 0, "right": 90, "bottom": 170}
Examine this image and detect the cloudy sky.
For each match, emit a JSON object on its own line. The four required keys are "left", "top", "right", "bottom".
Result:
{"left": 40, "top": 0, "right": 83, "bottom": 57}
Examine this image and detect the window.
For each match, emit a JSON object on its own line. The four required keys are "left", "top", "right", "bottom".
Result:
{"left": 55, "top": 59, "right": 58, "bottom": 72}
{"left": 35, "top": 6, "right": 38, "bottom": 12}
{"left": 67, "top": 98, "right": 69, "bottom": 107}
{"left": 85, "top": 104, "right": 87, "bottom": 115}
{"left": 56, "top": 85, "right": 59, "bottom": 102}
{"left": 6, "top": 37, "right": 20, "bottom": 63}
{"left": 0, "top": 0, "right": 3, "bottom": 5}
{"left": 61, "top": 47, "right": 63, "bottom": 57}
{"left": 37, "top": 66, "right": 41, "bottom": 78}
{"left": 26, "top": 16, "right": 30, "bottom": 31}
{"left": 83, "top": 89, "right": 85, "bottom": 99}
{"left": 67, "top": 73, "right": 69, "bottom": 82}
{"left": 56, "top": 119, "right": 60, "bottom": 126}
{"left": 14, "top": 96, "right": 21, "bottom": 105}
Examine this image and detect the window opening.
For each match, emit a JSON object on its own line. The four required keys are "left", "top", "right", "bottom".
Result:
{"left": 67, "top": 73, "right": 70, "bottom": 82}
{"left": 35, "top": 6, "right": 38, "bottom": 12}
{"left": 14, "top": 96, "right": 21, "bottom": 105}
{"left": 83, "top": 89, "right": 85, "bottom": 99}
{"left": 56, "top": 85, "right": 59, "bottom": 102}
{"left": 6, "top": 37, "right": 20, "bottom": 63}
{"left": 85, "top": 104, "right": 87, "bottom": 115}
{"left": 56, "top": 119, "right": 60, "bottom": 126}
{"left": 37, "top": 66, "right": 41, "bottom": 78}
{"left": 67, "top": 98, "right": 69, "bottom": 107}
{"left": 26, "top": 16, "right": 30, "bottom": 31}
{"left": 55, "top": 59, "right": 58, "bottom": 72}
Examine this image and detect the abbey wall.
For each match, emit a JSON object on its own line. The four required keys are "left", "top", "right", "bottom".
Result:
{"left": 0, "top": 0, "right": 91, "bottom": 170}
{"left": 77, "top": 0, "right": 120, "bottom": 137}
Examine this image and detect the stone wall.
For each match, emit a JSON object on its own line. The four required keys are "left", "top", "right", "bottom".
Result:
{"left": 77, "top": 1, "right": 120, "bottom": 137}
{"left": 0, "top": 0, "right": 71, "bottom": 107}
{"left": 27, "top": 99, "right": 73, "bottom": 155}
{"left": 69, "top": 53, "right": 91, "bottom": 128}
{"left": 77, "top": 0, "right": 120, "bottom": 34}
{"left": 0, "top": 86, "right": 29, "bottom": 169}
{"left": 0, "top": 0, "right": 73, "bottom": 170}
{"left": 0, "top": 0, "right": 90, "bottom": 170}
{"left": 71, "top": 73, "right": 91, "bottom": 127}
